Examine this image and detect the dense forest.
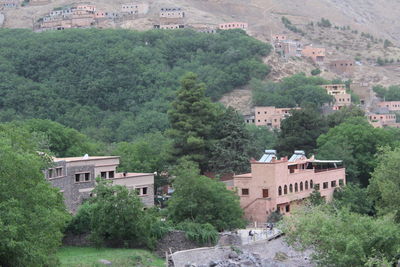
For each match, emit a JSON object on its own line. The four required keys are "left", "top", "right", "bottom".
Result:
{"left": 0, "top": 29, "right": 270, "bottom": 142}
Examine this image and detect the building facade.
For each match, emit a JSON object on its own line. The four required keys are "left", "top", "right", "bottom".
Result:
{"left": 160, "top": 7, "right": 184, "bottom": 18}
{"left": 45, "top": 156, "right": 154, "bottom": 213}
{"left": 367, "top": 109, "right": 400, "bottom": 128}
{"left": 323, "top": 84, "right": 351, "bottom": 110}
{"left": 329, "top": 60, "right": 355, "bottom": 76}
{"left": 218, "top": 22, "right": 248, "bottom": 31}
{"left": 0, "top": 0, "right": 19, "bottom": 8}
{"left": 253, "top": 106, "right": 300, "bottom": 129}
{"left": 233, "top": 150, "right": 346, "bottom": 224}
{"left": 378, "top": 101, "right": 400, "bottom": 111}
{"left": 301, "top": 45, "right": 325, "bottom": 62}
{"left": 121, "top": 3, "right": 149, "bottom": 15}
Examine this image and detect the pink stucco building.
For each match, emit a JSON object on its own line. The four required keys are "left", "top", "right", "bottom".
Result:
{"left": 378, "top": 101, "right": 400, "bottom": 111}
{"left": 301, "top": 45, "right": 325, "bottom": 62}
{"left": 218, "top": 22, "right": 248, "bottom": 31}
{"left": 367, "top": 110, "right": 400, "bottom": 128}
{"left": 233, "top": 150, "right": 346, "bottom": 224}
{"left": 323, "top": 84, "right": 351, "bottom": 110}
{"left": 253, "top": 106, "right": 300, "bottom": 129}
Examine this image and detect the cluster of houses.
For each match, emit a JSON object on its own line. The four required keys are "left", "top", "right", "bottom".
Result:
{"left": 36, "top": 3, "right": 149, "bottom": 31}
{"left": 272, "top": 34, "right": 355, "bottom": 77}
{"left": 45, "top": 150, "right": 346, "bottom": 226}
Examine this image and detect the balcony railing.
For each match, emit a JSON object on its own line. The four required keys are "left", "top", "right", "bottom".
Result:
{"left": 314, "top": 166, "right": 344, "bottom": 173}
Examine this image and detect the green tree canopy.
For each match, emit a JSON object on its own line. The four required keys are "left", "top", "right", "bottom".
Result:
{"left": 368, "top": 147, "right": 400, "bottom": 222}
{"left": 0, "top": 125, "right": 69, "bottom": 266}
{"left": 168, "top": 160, "right": 245, "bottom": 231}
{"left": 167, "top": 73, "right": 217, "bottom": 172}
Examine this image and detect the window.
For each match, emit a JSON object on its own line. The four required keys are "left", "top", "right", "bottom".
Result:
{"left": 314, "top": 183, "right": 320, "bottom": 190}
{"left": 85, "top": 173, "right": 90, "bottom": 181}
{"left": 262, "top": 189, "right": 269, "bottom": 198}
{"left": 295, "top": 183, "right": 298, "bottom": 192}
{"left": 305, "top": 181, "right": 308, "bottom": 190}
{"left": 310, "top": 180, "right": 313, "bottom": 189}
{"left": 142, "top": 187, "right": 148, "bottom": 195}
{"left": 101, "top": 172, "right": 107, "bottom": 179}
{"left": 278, "top": 186, "right": 282, "bottom": 196}
{"left": 75, "top": 174, "right": 80, "bottom": 182}
{"left": 56, "top": 167, "right": 62, "bottom": 177}
{"left": 323, "top": 182, "right": 328, "bottom": 189}
{"left": 108, "top": 171, "right": 114, "bottom": 179}
{"left": 300, "top": 182, "right": 303, "bottom": 191}
{"left": 331, "top": 180, "right": 337, "bottom": 187}
{"left": 241, "top": 188, "right": 249, "bottom": 195}
{"left": 289, "top": 184, "right": 293, "bottom": 193}
{"left": 285, "top": 205, "right": 290, "bottom": 213}
{"left": 339, "top": 179, "right": 344, "bottom": 186}
{"left": 49, "top": 169, "right": 53, "bottom": 178}
{"left": 284, "top": 185, "right": 288, "bottom": 194}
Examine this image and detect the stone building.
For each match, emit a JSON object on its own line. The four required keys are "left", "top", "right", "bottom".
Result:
{"left": 252, "top": 106, "right": 300, "bottom": 129}
{"left": 329, "top": 60, "right": 355, "bottom": 76}
{"left": 218, "top": 22, "right": 248, "bottom": 31}
{"left": 233, "top": 150, "right": 346, "bottom": 224}
{"left": 301, "top": 45, "right": 325, "bottom": 63}
{"left": 160, "top": 7, "right": 184, "bottom": 18}
{"left": 45, "top": 155, "right": 154, "bottom": 213}
{"left": 323, "top": 84, "right": 351, "bottom": 110}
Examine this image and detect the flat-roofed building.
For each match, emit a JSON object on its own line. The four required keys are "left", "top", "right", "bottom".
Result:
{"left": 367, "top": 108, "right": 400, "bottom": 128}
{"left": 323, "top": 84, "right": 351, "bottom": 110}
{"left": 121, "top": 3, "right": 149, "bottom": 15}
{"left": 329, "top": 60, "right": 355, "bottom": 76}
{"left": 301, "top": 45, "right": 325, "bottom": 63}
{"left": 45, "top": 155, "right": 154, "bottom": 213}
{"left": 233, "top": 150, "right": 346, "bottom": 224}
{"left": 218, "top": 22, "right": 248, "bottom": 31}
{"left": 254, "top": 106, "right": 300, "bottom": 129}
{"left": 160, "top": 7, "right": 184, "bottom": 18}
{"left": 377, "top": 101, "right": 400, "bottom": 111}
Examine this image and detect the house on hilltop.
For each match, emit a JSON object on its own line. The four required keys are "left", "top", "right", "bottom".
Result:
{"left": 154, "top": 7, "right": 185, "bottom": 29}
{"left": 245, "top": 106, "right": 300, "bottom": 130}
{"left": 329, "top": 59, "right": 355, "bottom": 76}
{"left": 323, "top": 84, "right": 351, "bottom": 110}
{"left": 233, "top": 150, "right": 346, "bottom": 224}
{"left": 45, "top": 155, "right": 154, "bottom": 213}
{"left": 301, "top": 45, "right": 325, "bottom": 63}
{"left": 218, "top": 22, "right": 248, "bottom": 31}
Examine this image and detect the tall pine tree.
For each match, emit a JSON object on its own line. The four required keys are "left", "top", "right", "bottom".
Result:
{"left": 167, "top": 73, "right": 216, "bottom": 172}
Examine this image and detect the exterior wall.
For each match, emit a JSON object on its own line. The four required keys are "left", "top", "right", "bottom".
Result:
{"left": 160, "top": 8, "right": 184, "bottom": 18}
{"left": 378, "top": 101, "right": 400, "bottom": 111}
{"left": 0, "top": 0, "right": 18, "bottom": 8}
{"left": 367, "top": 113, "right": 399, "bottom": 128}
{"left": 121, "top": 3, "right": 149, "bottom": 15}
{"left": 301, "top": 46, "right": 325, "bottom": 62}
{"left": 350, "top": 83, "right": 371, "bottom": 106}
{"left": 324, "top": 84, "right": 346, "bottom": 94}
{"left": 329, "top": 60, "right": 355, "bottom": 75}
{"left": 333, "top": 93, "right": 351, "bottom": 109}
{"left": 272, "top": 34, "right": 286, "bottom": 42}
{"left": 233, "top": 158, "right": 346, "bottom": 224}
{"left": 76, "top": 5, "right": 96, "bottom": 12}
{"left": 254, "top": 106, "right": 299, "bottom": 129}
{"left": 158, "top": 24, "right": 184, "bottom": 29}
{"left": 323, "top": 84, "right": 351, "bottom": 110}
{"left": 218, "top": 22, "right": 248, "bottom": 31}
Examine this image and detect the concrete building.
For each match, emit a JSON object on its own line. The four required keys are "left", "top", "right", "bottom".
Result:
{"left": 271, "top": 34, "right": 287, "bottom": 42}
{"left": 367, "top": 108, "right": 400, "bottom": 128}
{"left": 45, "top": 155, "right": 154, "bottom": 213}
{"left": 121, "top": 3, "right": 149, "bottom": 15}
{"left": 301, "top": 45, "right": 325, "bottom": 63}
{"left": 323, "top": 84, "right": 351, "bottom": 110}
{"left": 329, "top": 60, "right": 355, "bottom": 76}
{"left": 377, "top": 101, "right": 400, "bottom": 111}
{"left": 160, "top": 7, "right": 184, "bottom": 18}
{"left": 233, "top": 150, "right": 346, "bottom": 224}
{"left": 218, "top": 22, "right": 248, "bottom": 31}
{"left": 253, "top": 106, "right": 300, "bottom": 129}
{"left": 0, "top": 0, "right": 19, "bottom": 8}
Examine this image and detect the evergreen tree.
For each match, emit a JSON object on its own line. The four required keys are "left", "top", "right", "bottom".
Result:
{"left": 208, "top": 107, "right": 251, "bottom": 174}
{"left": 167, "top": 73, "right": 217, "bottom": 172}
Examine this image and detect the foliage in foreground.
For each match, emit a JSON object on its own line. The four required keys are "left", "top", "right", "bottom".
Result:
{"left": 281, "top": 205, "right": 400, "bottom": 267}
{"left": 168, "top": 160, "right": 246, "bottom": 231}
{"left": 0, "top": 125, "right": 69, "bottom": 267}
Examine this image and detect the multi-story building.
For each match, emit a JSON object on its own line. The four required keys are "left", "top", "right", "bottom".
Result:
{"left": 271, "top": 34, "right": 287, "bottom": 42}
{"left": 253, "top": 106, "right": 300, "bottom": 129}
{"left": 121, "top": 3, "right": 149, "bottom": 15}
{"left": 45, "top": 155, "right": 154, "bottom": 213}
{"left": 0, "top": 0, "right": 19, "bottom": 8}
{"left": 233, "top": 150, "right": 346, "bottom": 224}
{"left": 323, "top": 84, "right": 351, "bottom": 110}
{"left": 377, "top": 101, "right": 400, "bottom": 111}
{"left": 218, "top": 22, "right": 248, "bottom": 31}
{"left": 159, "top": 7, "right": 184, "bottom": 18}
{"left": 367, "top": 108, "right": 400, "bottom": 128}
{"left": 329, "top": 60, "right": 355, "bottom": 76}
{"left": 301, "top": 45, "right": 325, "bottom": 63}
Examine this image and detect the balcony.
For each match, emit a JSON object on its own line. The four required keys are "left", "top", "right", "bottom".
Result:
{"left": 314, "top": 166, "right": 344, "bottom": 173}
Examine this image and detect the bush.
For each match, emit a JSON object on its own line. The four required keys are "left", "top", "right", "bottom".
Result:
{"left": 176, "top": 221, "right": 219, "bottom": 245}
{"left": 317, "top": 18, "right": 332, "bottom": 28}
{"left": 311, "top": 68, "right": 321, "bottom": 76}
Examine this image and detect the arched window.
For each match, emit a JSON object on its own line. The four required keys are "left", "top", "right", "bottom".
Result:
{"left": 289, "top": 184, "right": 293, "bottom": 193}
{"left": 310, "top": 180, "right": 314, "bottom": 189}
{"left": 284, "top": 185, "right": 288, "bottom": 194}
{"left": 305, "top": 181, "right": 308, "bottom": 190}
{"left": 300, "top": 182, "right": 303, "bottom": 191}
{"left": 295, "top": 183, "right": 298, "bottom": 192}
{"left": 278, "top": 186, "right": 282, "bottom": 196}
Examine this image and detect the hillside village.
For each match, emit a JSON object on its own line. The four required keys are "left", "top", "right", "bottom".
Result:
{"left": 0, "top": 1, "right": 400, "bottom": 267}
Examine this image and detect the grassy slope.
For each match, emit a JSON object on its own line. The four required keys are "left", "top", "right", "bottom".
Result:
{"left": 58, "top": 247, "right": 164, "bottom": 267}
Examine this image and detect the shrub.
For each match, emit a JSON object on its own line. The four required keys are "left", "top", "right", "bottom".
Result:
{"left": 176, "top": 222, "right": 219, "bottom": 245}
{"left": 311, "top": 68, "right": 321, "bottom": 76}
